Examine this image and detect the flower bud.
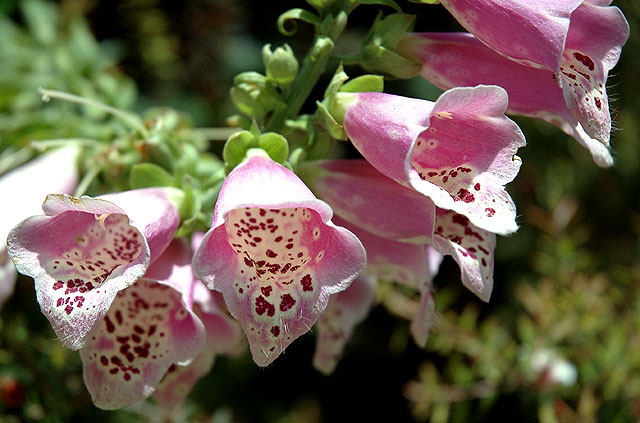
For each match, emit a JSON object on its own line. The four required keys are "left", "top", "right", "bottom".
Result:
{"left": 230, "top": 72, "right": 281, "bottom": 118}
{"left": 262, "top": 44, "right": 299, "bottom": 87}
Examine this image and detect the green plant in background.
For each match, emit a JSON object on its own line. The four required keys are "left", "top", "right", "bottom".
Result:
{"left": 0, "top": 0, "right": 638, "bottom": 422}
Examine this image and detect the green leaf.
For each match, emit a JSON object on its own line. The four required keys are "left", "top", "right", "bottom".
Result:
{"left": 130, "top": 163, "right": 175, "bottom": 189}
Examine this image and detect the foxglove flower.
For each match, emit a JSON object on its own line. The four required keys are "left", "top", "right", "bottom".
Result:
{"left": 337, "top": 216, "right": 442, "bottom": 345}
{"left": 0, "top": 146, "right": 79, "bottom": 309}
{"left": 312, "top": 275, "right": 375, "bottom": 375}
{"left": 338, "top": 86, "right": 525, "bottom": 235}
{"left": 399, "top": 1, "right": 629, "bottom": 166}
{"left": 192, "top": 150, "right": 366, "bottom": 366}
{"left": 80, "top": 239, "right": 206, "bottom": 410}
{"left": 304, "top": 159, "right": 496, "bottom": 300}
{"left": 300, "top": 159, "right": 436, "bottom": 243}
{"left": 7, "top": 188, "right": 180, "bottom": 350}
{"left": 152, "top": 236, "right": 241, "bottom": 409}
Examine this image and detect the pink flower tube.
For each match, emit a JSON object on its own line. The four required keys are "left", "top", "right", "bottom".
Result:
{"left": 7, "top": 188, "right": 180, "bottom": 350}
{"left": 192, "top": 151, "right": 366, "bottom": 366}
{"left": 336, "top": 86, "right": 525, "bottom": 236}
{"left": 304, "top": 159, "right": 496, "bottom": 301}
{"left": 80, "top": 239, "right": 206, "bottom": 410}
{"left": 399, "top": 0, "right": 629, "bottom": 166}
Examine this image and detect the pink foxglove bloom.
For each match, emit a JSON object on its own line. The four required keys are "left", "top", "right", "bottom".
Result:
{"left": 6, "top": 188, "right": 180, "bottom": 350}
{"left": 304, "top": 159, "right": 496, "bottom": 300}
{"left": 312, "top": 275, "right": 375, "bottom": 375}
{"left": 192, "top": 150, "right": 366, "bottom": 366}
{"left": 79, "top": 239, "right": 205, "bottom": 409}
{"left": 338, "top": 86, "right": 525, "bottom": 235}
{"left": 151, "top": 236, "right": 241, "bottom": 409}
{"left": 0, "top": 146, "right": 79, "bottom": 309}
{"left": 399, "top": 1, "right": 629, "bottom": 167}
{"left": 335, "top": 216, "right": 442, "bottom": 346}
{"left": 300, "top": 159, "right": 436, "bottom": 243}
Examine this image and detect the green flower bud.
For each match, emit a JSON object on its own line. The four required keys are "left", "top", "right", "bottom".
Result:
{"left": 262, "top": 44, "right": 299, "bottom": 87}
{"left": 230, "top": 71, "right": 281, "bottom": 118}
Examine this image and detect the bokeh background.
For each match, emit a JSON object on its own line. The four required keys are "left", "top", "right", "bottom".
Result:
{"left": 0, "top": 0, "right": 639, "bottom": 422}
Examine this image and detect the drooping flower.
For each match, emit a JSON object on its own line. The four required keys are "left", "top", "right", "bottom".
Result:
{"left": 312, "top": 275, "right": 375, "bottom": 375}
{"left": 192, "top": 150, "right": 366, "bottom": 366}
{"left": 80, "top": 239, "right": 206, "bottom": 410}
{"left": 336, "top": 85, "right": 525, "bottom": 235}
{"left": 151, "top": 235, "right": 242, "bottom": 409}
{"left": 303, "top": 159, "right": 496, "bottom": 301}
{"left": 7, "top": 188, "right": 181, "bottom": 350}
{"left": 299, "top": 159, "right": 436, "bottom": 243}
{"left": 398, "top": 1, "right": 629, "bottom": 167}
{"left": 0, "top": 146, "right": 79, "bottom": 309}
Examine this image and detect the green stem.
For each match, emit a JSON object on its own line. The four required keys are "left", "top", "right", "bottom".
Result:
{"left": 38, "top": 88, "right": 150, "bottom": 137}
{"left": 265, "top": 36, "right": 335, "bottom": 133}
{"left": 73, "top": 163, "right": 102, "bottom": 197}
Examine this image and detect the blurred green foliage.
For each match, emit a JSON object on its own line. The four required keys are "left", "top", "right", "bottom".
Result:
{"left": 1, "top": 0, "right": 639, "bottom": 422}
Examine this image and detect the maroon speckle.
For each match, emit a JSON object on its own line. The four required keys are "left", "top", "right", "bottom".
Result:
{"left": 594, "top": 98, "right": 602, "bottom": 110}
{"left": 456, "top": 188, "right": 475, "bottom": 203}
{"left": 280, "top": 294, "right": 296, "bottom": 311}
{"left": 265, "top": 249, "right": 278, "bottom": 258}
{"left": 271, "top": 326, "right": 280, "bottom": 337}
{"left": 301, "top": 274, "right": 313, "bottom": 292}
{"left": 573, "top": 52, "right": 595, "bottom": 71}
{"left": 474, "top": 183, "right": 481, "bottom": 191}
{"left": 452, "top": 214, "right": 469, "bottom": 227}
{"left": 485, "top": 208, "right": 496, "bottom": 217}
{"left": 255, "top": 296, "right": 275, "bottom": 316}
{"left": 100, "top": 355, "right": 109, "bottom": 366}
{"left": 53, "top": 281, "right": 64, "bottom": 290}
{"left": 261, "top": 285, "right": 273, "bottom": 297}
{"left": 104, "top": 316, "right": 115, "bottom": 333}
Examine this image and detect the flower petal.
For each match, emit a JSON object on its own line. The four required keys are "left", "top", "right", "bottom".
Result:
{"left": 439, "top": 0, "right": 582, "bottom": 70}
{"left": 7, "top": 188, "right": 179, "bottom": 350}
{"left": 301, "top": 159, "right": 436, "bottom": 243}
{"left": 432, "top": 209, "right": 496, "bottom": 301}
{"left": 0, "top": 146, "right": 79, "bottom": 309}
{"left": 312, "top": 276, "right": 375, "bottom": 375}
{"left": 343, "top": 87, "right": 525, "bottom": 235}
{"left": 558, "top": 1, "right": 629, "bottom": 144}
{"left": 335, "top": 216, "right": 442, "bottom": 347}
{"left": 193, "top": 153, "right": 366, "bottom": 366}
{"left": 153, "top": 287, "right": 241, "bottom": 409}
{"left": 398, "top": 32, "right": 614, "bottom": 167}
{"left": 80, "top": 278, "right": 205, "bottom": 410}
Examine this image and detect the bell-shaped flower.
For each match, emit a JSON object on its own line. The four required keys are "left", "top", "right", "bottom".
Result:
{"left": 312, "top": 275, "right": 375, "bottom": 375}
{"left": 80, "top": 239, "right": 206, "bottom": 410}
{"left": 299, "top": 159, "right": 436, "bottom": 243}
{"left": 192, "top": 150, "right": 366, "bottom": 366}
{"left": 340, "top": 216, "right": 443, "bottom": 343}
{"left": 337, "top": 86, "right": 525, "bottom": 236}
{"left": 151, "top": 236, "right": 242, "bottom": 409}
{"left": 6, "top": 188, "right": 181, "bottom": 350}
{"left": 303, "top": 159, "right": 496, "bottom": 301}
{"left": 399, "top": 1, "right": 629, "bottom": 166}
{"left": 0, "top": 146, "right": 79, "bottom": 309}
